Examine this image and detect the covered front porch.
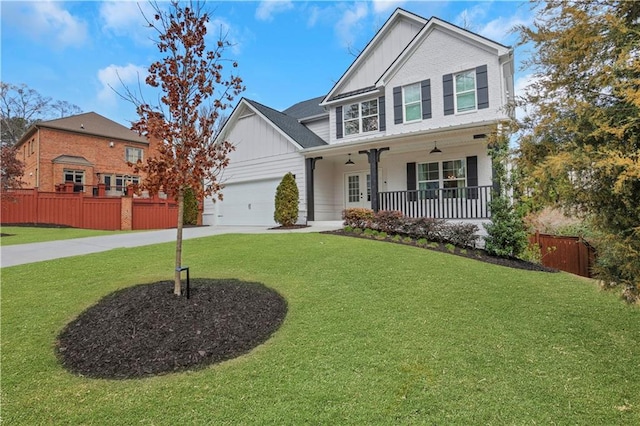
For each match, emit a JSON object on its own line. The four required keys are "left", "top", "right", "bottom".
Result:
{"left": 302, "top": 125, "right": 496, "bottom": 222}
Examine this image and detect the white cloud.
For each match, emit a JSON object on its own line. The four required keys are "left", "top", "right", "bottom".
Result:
{"left": 477, "top": 15, "right": 531, "bottom": 45}
{"left": 20, "top": 1, "right": 89, "bottom": 48}
{"left": 454, "top": 4, "right": 489, "bottom": 30}
{"left": 97, "top": 64, "right": 147, "bottom": 105}
{"left": 371, "top": 0, "right": 405, "bottom": 15}
{"left": 335, "top": 3, "right": 369, "bottom": 48}
{"left": 255, "top": 1, "right": 294, "bottom": 22}
{"left": 99, "top": 1, "right": 154, "bottom": 45}
{"left": 207, "top": 17, "right": 249, "bottom": 56}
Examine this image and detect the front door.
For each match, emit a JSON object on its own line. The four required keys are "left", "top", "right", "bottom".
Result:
{"left": 345, "top": 172, "right": 371, "bottom": 209}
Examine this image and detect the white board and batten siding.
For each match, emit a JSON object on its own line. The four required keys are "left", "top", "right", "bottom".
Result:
{"left": 383, "top": 26, "right": 510, "bottom": 136}
{"left": 203, "top": 111, "right": 307, "bottom": 226}
{"left": 338, "top": 16, "right": 424, "bottom": 96}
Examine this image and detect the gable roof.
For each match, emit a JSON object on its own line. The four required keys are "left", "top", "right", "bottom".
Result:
{"left": 321, "top": 8, "right": 428, "bottom": 105}
{"left": 376, "top": 16, "right": 512, "bottom": 87}
{"left": 282, "top": 96, "right": 326, "bottom": 121}
{"left": 221, "top": 98, "right": 327, "bottom": 150}
{"left": 17, "top": 112, "right": 148, "bottom": 147}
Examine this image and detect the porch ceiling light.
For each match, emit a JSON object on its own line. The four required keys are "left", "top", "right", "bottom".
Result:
{"left": 345, "top": 153, "right": 355, "bottom": 165}
{"left": 429, "top": 142, "right": 442, "bottom": 154}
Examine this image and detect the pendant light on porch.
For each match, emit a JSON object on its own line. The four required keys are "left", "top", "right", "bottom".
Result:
{"left": 345, "top": 153, "right": 355, "bottom": 165}
{"left": 429, "top": 141, "right": 442, "bottom": 154}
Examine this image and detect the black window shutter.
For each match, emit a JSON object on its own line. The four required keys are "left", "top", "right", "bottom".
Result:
{"left": 421, "top": 79, "right": 432, "bottom": 119}
{"left": 443, "top": 74, "right": 454, "bottom": 115}
{"left": 336, "top": 106, "right": 343, "bottom": 139}
{"left": 407, "top": 162, "right": 417, "bottom": 202}
{"left": 466, "top": 156, "right": 478, "bottom": 199}
{"left": 393, "top": 86, "right": 402, "bottom": 124}
{"left": 379, "top": 96, "right": 386, "bottom": 131}
{"left": 476, "top": 65, "right": 489, "bottom": 109}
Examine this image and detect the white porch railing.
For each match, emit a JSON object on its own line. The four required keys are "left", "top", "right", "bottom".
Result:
{"left": 378, "top": 185, "right": 492, "bottom": 219}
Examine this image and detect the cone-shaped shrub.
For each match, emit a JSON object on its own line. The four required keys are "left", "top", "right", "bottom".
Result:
{"left": 183, "top": 187, "right": 199, "bottom": 226}
{"left": 274, "top": 172, "right": 299, "bottom": 227}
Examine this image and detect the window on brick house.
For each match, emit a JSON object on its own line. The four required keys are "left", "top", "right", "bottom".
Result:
{"left": 64, "top": 169, "right": 85, "bottom": 192}
{"left": 125, "top": 147, "right": 143, "bottom": 163}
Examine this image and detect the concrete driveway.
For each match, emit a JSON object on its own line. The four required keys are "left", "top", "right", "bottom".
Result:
{"left": 1, "top": 222, "right": 343, "bottom": 268}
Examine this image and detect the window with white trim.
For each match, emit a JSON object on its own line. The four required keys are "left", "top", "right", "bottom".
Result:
{"left": 417, "top": 159, "right": 467, "bottom": 198}
{"left": 403, "top": 83, "right": 421, "bottom": 122}
{"left": 343, "top": 99, "right": 379, "bottom": 135}
{"left": 455, "top": 70, "right": 476, "bottom": 113}
{"left": 125, "top": 147, "right": 143, "bottom": 163}
{"left": 417, "top": 162, "right": 439, "bottom": 199}
{"left": 115, "top": 174, "right": 140, "bottom": 191}
{"left": 443, "top": 159, "right": 466, "bottom": 197}
{"left": 64, "top": 169, "right": 85, "bottom": 192}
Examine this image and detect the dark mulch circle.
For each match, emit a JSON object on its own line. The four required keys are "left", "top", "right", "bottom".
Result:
{"left": 322, "top": 229, "right": 557, "bottom": 273}
{"left": 268, "top": 224, "right": 310, "bottom": 230}
{"left": 56, "top": 279, "right": 287, "bottom": 380}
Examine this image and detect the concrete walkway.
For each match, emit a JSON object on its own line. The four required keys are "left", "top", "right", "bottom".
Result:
{"left": 1, "top": 222, "right": 343, "bottom": 268}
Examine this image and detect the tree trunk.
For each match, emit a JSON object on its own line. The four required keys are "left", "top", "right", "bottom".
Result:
{"left": 174, "top": 188, "right": 185, "bottom": 295}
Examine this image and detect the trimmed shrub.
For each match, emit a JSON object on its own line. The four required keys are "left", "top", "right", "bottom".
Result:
{"left": 405, "top": 217, "right": 448, "bottom": 242}
{"left": 441, "top": 222, "right": 480, "bottom": 248}
{"left": 484, "top": 196, "right": 528, "bottom": 258}
{"left": 274, "top": 172, "right": 299, "bottom": 227}
{"left": 342, "top": 208, "right": 375, "bottom": 229}
{"left": 372, "top": 210, "right": 405, "bottom": 234}
{"left": 341, "top": 209, "right": 479, "bottom": 249}
{"left": 183, "top": 187, "right": 199, "bottom": 226}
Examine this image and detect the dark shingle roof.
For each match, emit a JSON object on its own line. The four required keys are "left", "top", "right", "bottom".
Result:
{"left": 246, "top": 99, "right": 327, "bottom": 149}
{"left": 34, "top": 112, "right": 148, "bottom": 145}
{"left": 282, "top": 96, "right": 326, "bottom": 120}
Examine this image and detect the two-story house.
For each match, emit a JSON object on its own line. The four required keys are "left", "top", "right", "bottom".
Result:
{"left": 204, "top": 9, "right": 514, "bottom": 228}
{"left": 15, "top": 112, "right": 150, "bottom": 196}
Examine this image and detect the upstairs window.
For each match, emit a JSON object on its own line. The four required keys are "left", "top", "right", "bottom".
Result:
{"left": 455, "top": 70, "right": 476, "bottom": 113}
{"left": 343, "top": 99, "right": 379, "bottom": 136}
{"left": 403, "top": 83, "right": 422, "bottom": 122}
{"left": 125, "top": 147, "right": 143, "bottom": 163}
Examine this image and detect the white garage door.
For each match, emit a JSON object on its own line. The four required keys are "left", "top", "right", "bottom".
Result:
{"left": 204, "top": 179, "right": 280, "bottom": 226}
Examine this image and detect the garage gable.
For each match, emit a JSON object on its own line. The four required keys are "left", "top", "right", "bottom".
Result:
{"left": 218, "top": 98, "right": 327, "bottom": 164}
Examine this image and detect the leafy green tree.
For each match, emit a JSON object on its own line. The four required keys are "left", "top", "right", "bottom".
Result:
{"left": 515, "top": 0, "right": 639, "bottom": 300}
{"left": 274, "top": 172, "right": 299, "bottom": 227}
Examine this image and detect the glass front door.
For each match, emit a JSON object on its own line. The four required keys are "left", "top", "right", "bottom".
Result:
{"left": 345, "top": 172, "right": 370, "bottom": 209}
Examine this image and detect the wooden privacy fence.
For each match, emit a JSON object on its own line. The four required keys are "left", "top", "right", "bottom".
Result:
{"left": 1, "top": 189, "right": 181, "bottom": 231}
{"left": 529, "top": 232, "right": 596, "bottom": 278}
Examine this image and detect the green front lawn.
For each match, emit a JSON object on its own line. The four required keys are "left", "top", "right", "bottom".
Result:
{"left": 0, "top": 226, "right": 134, "bottom": 246}
{"left": 2, "top": 233, "right": 638, "bottom": 424}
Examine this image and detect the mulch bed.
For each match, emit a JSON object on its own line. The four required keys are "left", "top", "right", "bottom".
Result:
{"left": 56, "top": 279, "right": 287, "bottom": 380}
{"left": 322, "top": 229, "right": 557, "bottom": 273}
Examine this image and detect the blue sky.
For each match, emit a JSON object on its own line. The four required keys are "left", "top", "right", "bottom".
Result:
{"left": 1, "top": 0, "right": 535, "bottom": 127}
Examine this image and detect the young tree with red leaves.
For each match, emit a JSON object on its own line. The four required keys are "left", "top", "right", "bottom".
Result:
{"left": 1, "top": 144, "right": 24, "bottom": 195}
{"left": 130, "top": 1, "right": 244, "bottom": 295}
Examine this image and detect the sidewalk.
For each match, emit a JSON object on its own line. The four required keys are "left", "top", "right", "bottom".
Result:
{"left": 1, "top": 222, "right": 343, "bottom": 268}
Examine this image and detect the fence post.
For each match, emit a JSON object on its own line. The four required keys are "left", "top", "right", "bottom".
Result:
{"left": 121, "top": 192, "right": 133, "bottom": 231}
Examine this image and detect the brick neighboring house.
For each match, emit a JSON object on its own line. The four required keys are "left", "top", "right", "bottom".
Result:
{"left": 15, "top": 112, "right": 151, "bottom": 195}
